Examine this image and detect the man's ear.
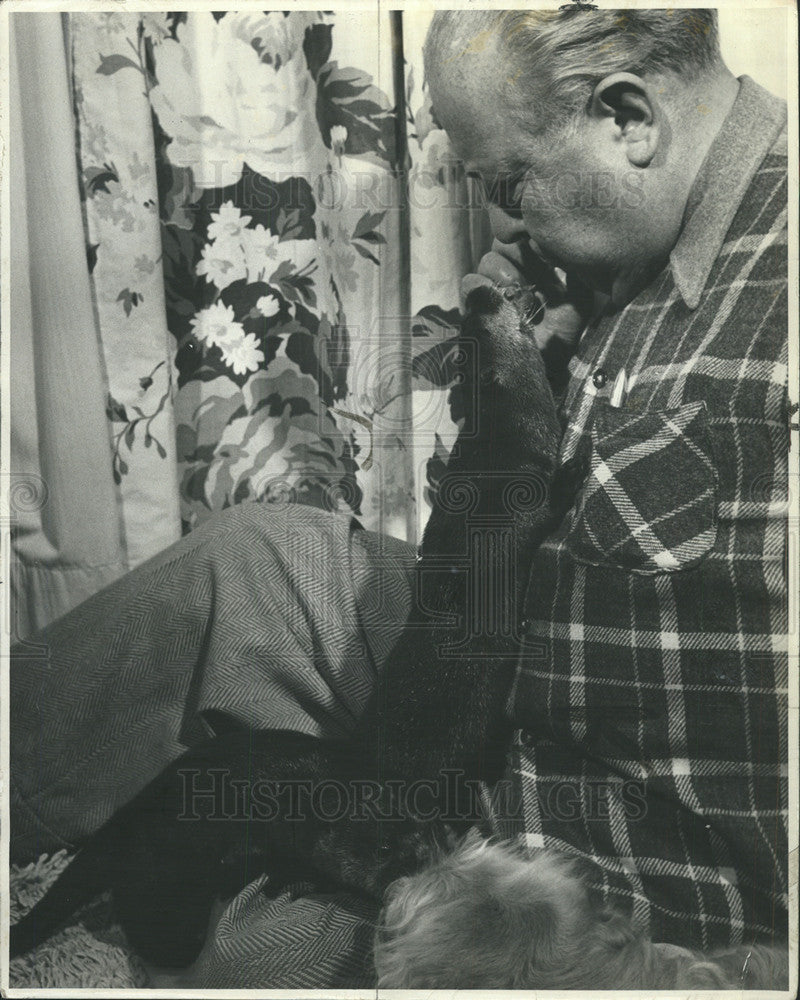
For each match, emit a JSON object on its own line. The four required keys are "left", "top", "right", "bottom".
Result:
{"left": 589, "top": 72, "right": 659, "bottom": 168}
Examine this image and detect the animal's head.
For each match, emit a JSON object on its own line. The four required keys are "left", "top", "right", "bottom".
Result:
{"left": 374, "top": 829, "right": 604, "bottom": 988}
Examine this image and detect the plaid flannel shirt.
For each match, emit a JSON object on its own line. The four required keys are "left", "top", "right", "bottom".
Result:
{"left": 507, "top": 76, "right": 789, "bottom": 951}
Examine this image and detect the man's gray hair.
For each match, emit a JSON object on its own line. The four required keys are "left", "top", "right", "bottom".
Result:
{"left": 424, "top": 9, "right": 721, "bottom": 134}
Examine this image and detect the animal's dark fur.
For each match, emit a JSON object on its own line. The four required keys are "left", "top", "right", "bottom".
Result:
{"left": 11, "top": 731, "right": 356, "bottom": 967}
{"left": 10, "top": 284, "right": 570, "bottom": 967}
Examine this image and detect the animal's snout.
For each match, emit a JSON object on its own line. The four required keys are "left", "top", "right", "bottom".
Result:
{"left": 463, "top": 282, "right": 506, "bottom": 317}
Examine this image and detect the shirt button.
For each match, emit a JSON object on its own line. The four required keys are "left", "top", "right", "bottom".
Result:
{"left": 520, "top": 617, "right": 532, "bottom": 631}
{"left": 592, "top": 368, "right": 608, "bottom": 389}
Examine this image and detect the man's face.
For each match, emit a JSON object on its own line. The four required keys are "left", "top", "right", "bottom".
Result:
{"left": 428, "top": 38, "right": 668, "bottom": 299}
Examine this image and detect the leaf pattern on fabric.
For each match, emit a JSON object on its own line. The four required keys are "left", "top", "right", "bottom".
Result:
{"left": 314, "top": 63, "right": 397, "bottom": 166}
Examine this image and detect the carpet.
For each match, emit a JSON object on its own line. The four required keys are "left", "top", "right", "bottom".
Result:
{"left": 8, "top": 851, "right": 148, "bottom": 988}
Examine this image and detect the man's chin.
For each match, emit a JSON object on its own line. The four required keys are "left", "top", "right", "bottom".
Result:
{"left": 568, "top": 263, "right": 615, "bottom": 300}
{"left": 607, "top": 259, "right": 668, "bottom": 307}
{"left": 567, "top": 256, "right": 660, "bottom": 307}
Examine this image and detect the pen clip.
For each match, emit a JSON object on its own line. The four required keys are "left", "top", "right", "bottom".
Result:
{"left": 609, "top": 368, "right": 628, "bottom": 408}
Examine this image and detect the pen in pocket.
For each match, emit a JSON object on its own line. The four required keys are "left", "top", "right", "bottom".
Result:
{"left": 609, "top": 368, "right": 628, "bottom": 408}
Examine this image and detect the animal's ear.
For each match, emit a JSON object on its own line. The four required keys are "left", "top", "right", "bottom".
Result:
{"left": 588, "top": 72, "right": 660, "bottom": 168}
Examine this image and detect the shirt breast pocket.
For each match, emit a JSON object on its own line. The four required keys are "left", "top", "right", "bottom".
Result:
{"left": 564, "top": 400, "right": 718, "bottom": 574}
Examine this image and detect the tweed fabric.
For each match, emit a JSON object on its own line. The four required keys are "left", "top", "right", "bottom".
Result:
{"left": 182, "top": 877, "right": 378, "bottom": 988}
{"left": 508, "top": 77, "right": 789, "bottom": 951}
{"left": 10, "top": 502, "right": 416, "bottom": 860}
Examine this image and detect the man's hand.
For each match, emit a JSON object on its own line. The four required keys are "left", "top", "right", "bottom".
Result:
{"left": 462, "top": 239, "right": 595, "bottom": 357}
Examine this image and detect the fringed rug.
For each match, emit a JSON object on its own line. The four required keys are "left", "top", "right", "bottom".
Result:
{"left": 8, "top": 851, "right": 148, "bottom": 988}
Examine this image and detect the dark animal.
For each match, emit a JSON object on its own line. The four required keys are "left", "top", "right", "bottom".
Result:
{"left": 11, "top": 283, "right": 570, "bottom": 968}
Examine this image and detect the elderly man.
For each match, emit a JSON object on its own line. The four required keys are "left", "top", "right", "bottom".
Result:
{"left": 423, "top": 7, "right": 789, "bottom": 955}
{"left": 11, "top": 7, "right": 788, "bottom": 987}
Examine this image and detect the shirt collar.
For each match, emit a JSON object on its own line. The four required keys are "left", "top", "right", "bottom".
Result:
{"left": 670, "top": 75, "right": 787, "bottom": 310}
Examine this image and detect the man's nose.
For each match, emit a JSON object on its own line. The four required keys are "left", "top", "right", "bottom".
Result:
{"left": 486, "top": 204, "right": 528, "bottom": 245}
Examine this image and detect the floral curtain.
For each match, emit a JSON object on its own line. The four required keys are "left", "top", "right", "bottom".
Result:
{"left": 10, "top": 10, "right": 492, "bottom": 636}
